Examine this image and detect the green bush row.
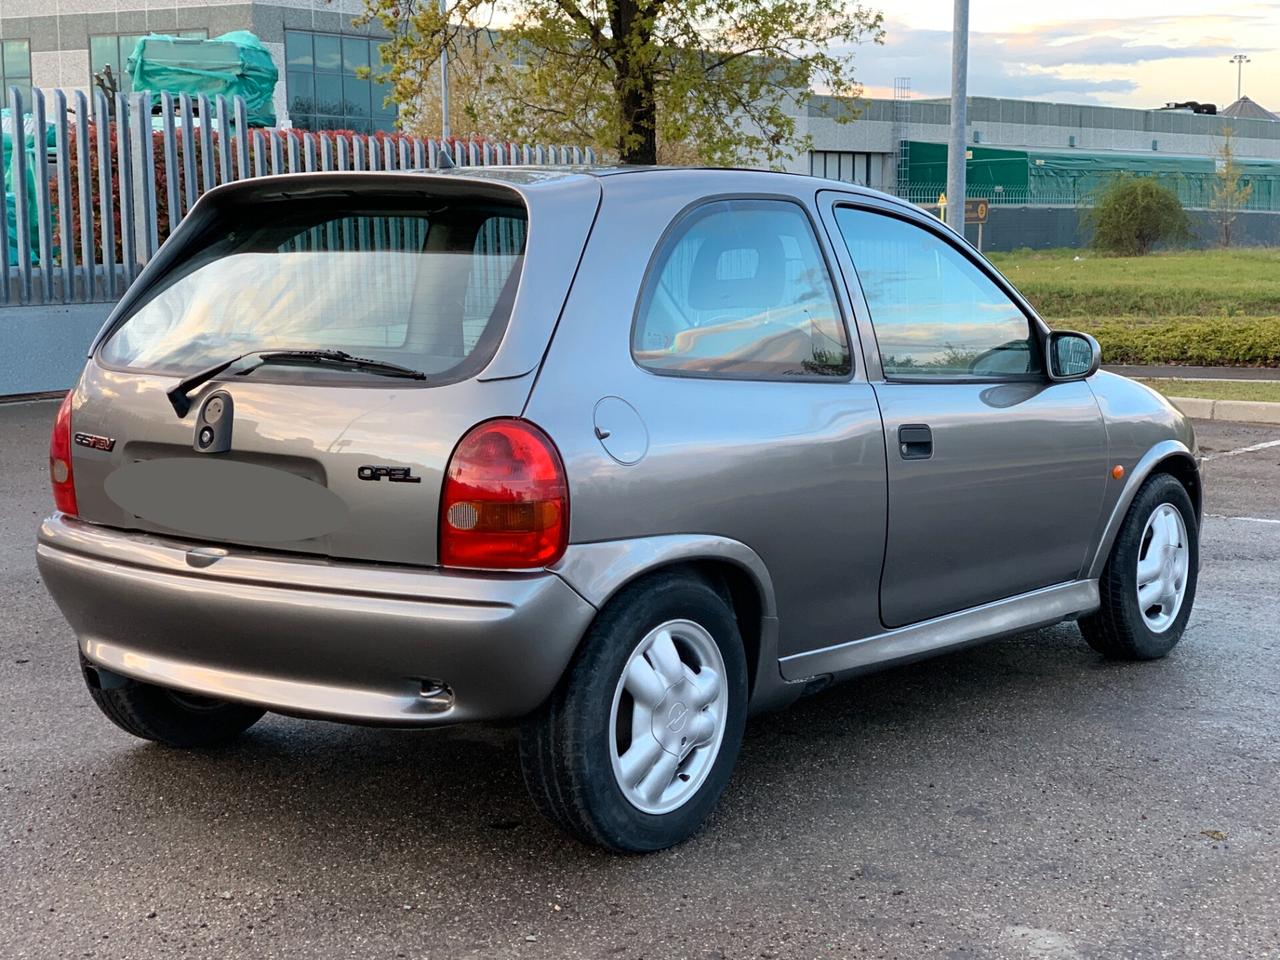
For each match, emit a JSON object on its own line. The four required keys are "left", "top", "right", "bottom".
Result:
{"left": 1065, "top": 316, "right": 1280, "bottom": 366}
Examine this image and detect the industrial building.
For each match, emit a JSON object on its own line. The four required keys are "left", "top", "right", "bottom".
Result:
{"left": 790, "top": 92, "right": 1280, "bottom": 212}
{"left": 1, "top": 0, "right": 1278, "bottom": 215}
{"left": 0, "top": 0, "right": 396, "bottom": 134}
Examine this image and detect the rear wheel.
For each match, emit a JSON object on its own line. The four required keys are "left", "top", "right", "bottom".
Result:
{"left": 81, "top": 655, "right": 265, "bottom": 747}
{"left": 1079, "top": 473, "right": 1198, "bottom": 660}
{"left": 519, "top": 572, "right": 748, "bottom": 852}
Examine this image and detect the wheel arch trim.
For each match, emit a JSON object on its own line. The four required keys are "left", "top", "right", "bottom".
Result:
{"left": 1086, "top": 439, "right": 1200, "bottom": 581}
{"left": 550, "top": 535, "right": 793, "bottom": 712}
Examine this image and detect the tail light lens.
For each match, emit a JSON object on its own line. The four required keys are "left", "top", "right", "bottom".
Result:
{"left": 49, "top": 392, "right": 78, "bottom": 516}
{"left": 440, "top": 419, "right": 568, "bottom": 569}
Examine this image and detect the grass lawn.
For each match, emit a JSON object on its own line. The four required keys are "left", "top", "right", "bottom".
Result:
{"left": 988, "top": 248, "right": 1280, "bottom": 318}
{"left": 1137, "top": 378, "right": 1280, "bottom": 404}
{"left": 985, "top": 249, "right": 1280, "bottom": 366}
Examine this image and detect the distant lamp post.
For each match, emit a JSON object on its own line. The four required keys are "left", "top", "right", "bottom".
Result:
{"left": 946, "top": 0, "right": 970, "bottom": 234}
{"left": 440, "top": 0, "right": 451, "bottom": 139}
{"left": 1229, "top": 54, "right": 1250, "bottom": 101}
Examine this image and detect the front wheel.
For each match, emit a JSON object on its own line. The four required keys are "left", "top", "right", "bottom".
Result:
{"left": 519, "top": 572, "right": 748, "bottom": 852}
{"left": 1079, "top": 472, "right": 1199, "bottom": 660}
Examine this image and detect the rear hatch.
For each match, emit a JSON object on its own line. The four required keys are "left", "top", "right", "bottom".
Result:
{"left": 66, "top": 172, "right": 599, "bottom": 567}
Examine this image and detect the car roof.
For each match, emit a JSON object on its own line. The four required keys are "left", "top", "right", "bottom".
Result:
{"left": 425, "top": 164, "right": 897, "bottom": 204}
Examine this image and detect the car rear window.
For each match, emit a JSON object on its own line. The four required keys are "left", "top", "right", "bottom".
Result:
{"left": 98, "top": 197, "right": 527, "bottom": 383}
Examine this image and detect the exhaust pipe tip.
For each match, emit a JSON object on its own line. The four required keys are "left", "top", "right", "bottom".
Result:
{"left": 417, "top": 679, "right": 454, "bottom": 713}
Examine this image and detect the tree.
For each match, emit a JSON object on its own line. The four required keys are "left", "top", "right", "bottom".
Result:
{"left": 357, "top": 0, "right": 885, "bottom": 165}
{"left": 377, "top": 27, "right": 502, "bottom": 141}
{"left": 1210, "top": 126, "right": 1253, "bottom": 248}
{"left": 1088, "top": 176, "right": 1189, "bottom": 256}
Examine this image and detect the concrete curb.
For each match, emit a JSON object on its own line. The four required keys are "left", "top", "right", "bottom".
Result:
{"left": 1169, "top": 396, "right": 1280, "bottom": 425}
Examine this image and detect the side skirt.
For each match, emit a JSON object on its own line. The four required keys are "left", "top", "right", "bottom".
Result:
{"left": 779, "top": 580, "right": 1099, "bottom": 682}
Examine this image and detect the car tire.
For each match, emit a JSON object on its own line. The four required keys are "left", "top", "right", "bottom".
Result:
{"left": 519, "top": 571, "right": 748, "bottom": 853}
{"left": 81, "top": 655, "right": 265, "bottom": 748}
{"left": 1079, "top": 472, "right": 1199, "bottom": 660}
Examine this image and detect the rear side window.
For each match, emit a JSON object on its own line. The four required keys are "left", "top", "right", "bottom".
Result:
{"left": 99, "top": 198, "right": 527, "bottom": 383}
{"left": 632, "top": 199, "right": 851, "bottom": 379}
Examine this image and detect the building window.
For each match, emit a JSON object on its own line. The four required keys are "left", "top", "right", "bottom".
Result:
{"left": 285, "top": 30, "right": 398, "bottom": 134}
{"left": 1, "top": 40, "right": 32, "bottom": 102}
{"left": 810, "top": 150, "right": 878, "bottom": 188}
{"left": 90, "top": 31, "right": 208, "bottom": 95}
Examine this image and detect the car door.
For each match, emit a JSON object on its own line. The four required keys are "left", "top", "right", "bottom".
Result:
{"left": 820, "top": 194, "right": 1109, "bottom": 629}
{"left": 527, "top": 184, "right": 889, "bottom": 658}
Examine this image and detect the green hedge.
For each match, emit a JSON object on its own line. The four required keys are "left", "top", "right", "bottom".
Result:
{"left": 1066, "top": 316, "right": 1280, "bottom": 366}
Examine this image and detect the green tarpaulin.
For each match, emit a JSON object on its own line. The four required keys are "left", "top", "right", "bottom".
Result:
{"left": 127, "top": 31, "right": 278, "bottom": 127}
{"left": 1, "top": 113, "right": 43, "bottom": 266}
{"left": 905, "top": 140, "right": 1280, "bottom": 210}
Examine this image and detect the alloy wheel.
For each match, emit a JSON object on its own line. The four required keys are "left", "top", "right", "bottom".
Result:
{"left": 608, "top": 619, "right": 729, "bottom": 815}
{"left": 1136, "top": 502, "right": 1190, "bottom": 634}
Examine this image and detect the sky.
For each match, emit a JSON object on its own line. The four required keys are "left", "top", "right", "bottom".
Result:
{"left": 847, "top": 1, "right": 1280, "bottom": 112}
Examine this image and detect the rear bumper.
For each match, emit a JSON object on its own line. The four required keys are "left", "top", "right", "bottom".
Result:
{"left": 37, "top": 515, "right": 597, "bottom": 725}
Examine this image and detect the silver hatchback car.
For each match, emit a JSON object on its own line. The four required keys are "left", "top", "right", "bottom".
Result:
{"left": 38, "top": 167, "right": 1201, "bottom": 851}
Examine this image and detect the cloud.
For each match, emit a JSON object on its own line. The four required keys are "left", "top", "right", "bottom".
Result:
{"left": 843, "top": 26, "right": 1137, "bottom": 103}
{"left": 841, "top": 13, "right": 1266, "bottom": 104}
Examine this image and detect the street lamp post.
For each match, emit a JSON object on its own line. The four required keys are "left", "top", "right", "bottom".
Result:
{"left": 1229, "top": 54, "right": 1250, "bottom": 101}
{"left": 440, "top": 0, "right": 451, "bottom": 139}
{"left": 946, "top": 0, "right": 970, "bottom": 233}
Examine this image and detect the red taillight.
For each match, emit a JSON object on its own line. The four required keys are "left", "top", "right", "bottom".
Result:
{"left": 440, "top": 419, "right": 568, "bottom": 569}
{"left": 49, "top": 391, "right": 78, "bottom": 516}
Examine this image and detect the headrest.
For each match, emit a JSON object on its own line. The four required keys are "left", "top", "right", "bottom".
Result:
{"left": 686, "top": 225, "right": 786, "bottom": 311}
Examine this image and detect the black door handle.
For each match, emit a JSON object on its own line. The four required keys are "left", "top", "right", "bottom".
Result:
{"left": 898, "top": 424, "right": 933, "bottom": 460}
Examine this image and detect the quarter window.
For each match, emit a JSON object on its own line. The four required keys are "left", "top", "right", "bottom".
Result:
{"left": 833, "top": 207, "right": 1041, "bottom": 379}
{"left": 633, "top": 200, "right": 851, "bottom": 379}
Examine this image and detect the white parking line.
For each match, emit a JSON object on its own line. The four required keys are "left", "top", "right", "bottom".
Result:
{"left": 1202, "top": 439, "right": 1280, "bottom": 462}
{"left": 1207, "top": 514, "right": 1280, "bottom": 525}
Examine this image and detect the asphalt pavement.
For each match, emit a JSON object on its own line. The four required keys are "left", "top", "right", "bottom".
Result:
{"left": 2, "top": 399, "right": 1278, "bottom": 960}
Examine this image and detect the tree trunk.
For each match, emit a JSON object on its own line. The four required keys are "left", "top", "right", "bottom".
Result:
{"left": 610, "top": 0, "right": 658, "bottom": 165}
{"left": 616, "top": 73, "right": 658, "bottom": 164}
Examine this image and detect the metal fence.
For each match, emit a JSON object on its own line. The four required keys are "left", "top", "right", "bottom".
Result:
{"left": 899, "top": 182, "right": 1280, "bottom": 212}
{"left": 0, "top": 86, "right": 596, "bottom": 307}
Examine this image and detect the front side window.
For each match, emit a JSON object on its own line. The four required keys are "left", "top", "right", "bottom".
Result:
{"left": 633, "top": 199, "right": 851, "bottom": 379}
{"left": 99, "top": 198, "right": 526, "bottom": 385}
{"left": 285, "top": 30, "right": 398, "bottom": 134}
{"left": 833, "top": 207, "right": 1041, "bottom": 379}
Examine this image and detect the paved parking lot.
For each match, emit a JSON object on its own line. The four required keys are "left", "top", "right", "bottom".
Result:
{"left": 2, "top": 399, "right": 1278, "bottom": 960}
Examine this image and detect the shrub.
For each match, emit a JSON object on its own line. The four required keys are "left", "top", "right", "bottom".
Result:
{"left": 1071, "top": 315, "right": 1280, "bottom": 366}
{"left": 1087, "top": 176, "right": 1190, "bottom": 256}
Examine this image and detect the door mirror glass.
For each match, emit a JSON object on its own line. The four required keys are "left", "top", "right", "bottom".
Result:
{"left": 1048, "top": 331, "right": 1101, "bottom": 380}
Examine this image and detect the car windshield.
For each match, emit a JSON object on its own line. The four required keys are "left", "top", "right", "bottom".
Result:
{"left": 98, "top": 198, "right": 528, "bottom": 384}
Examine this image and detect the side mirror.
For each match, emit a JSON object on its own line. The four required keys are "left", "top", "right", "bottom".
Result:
{"left": 1047, "top": 331, "right": 1101, "bottom": 381}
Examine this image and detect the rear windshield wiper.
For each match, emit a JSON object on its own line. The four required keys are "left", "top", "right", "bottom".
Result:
{"left": 167, "top": 349, "right": 426, "bottom": 418}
